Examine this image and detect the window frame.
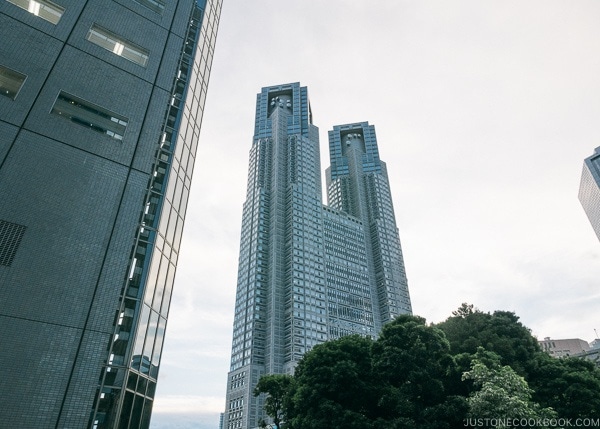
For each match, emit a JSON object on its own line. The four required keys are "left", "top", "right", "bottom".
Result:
{"left": 133, "top": 0, "right": 165, "bottom": 14}
{"left": 0, "top": 65, "right": 27, "bottom": 100}
{"left": 5, "top": 0, "right": 64, "bottom": 25}
{"left": 51, "top": 91, "right": 129, "bottom": 141}
{"left": 86, "top": 24, "right": 149, "bottom": 67}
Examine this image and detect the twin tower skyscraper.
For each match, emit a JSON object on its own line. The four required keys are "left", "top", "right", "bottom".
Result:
{"left": 223, "top": 83, "right": 412, "bottom": 429}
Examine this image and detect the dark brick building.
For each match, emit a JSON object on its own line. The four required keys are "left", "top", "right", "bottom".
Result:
{"left": 0, "top": 1, "right": 221, "bottom": 427}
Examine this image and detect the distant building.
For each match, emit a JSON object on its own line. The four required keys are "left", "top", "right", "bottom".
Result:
{"left": 574, "top": 348, "right": 600, "bottom": 367}
{"left": 590, "top": 338, "right": 600, "bottom": 350}
{"left": 579, "top": 146, "right": 600, "bottom": 240}
{"left": 573, "top": 338, "right": 600, "bottom": 368}
{"left": 223, "top": 83, "right": 412, "bottom": 429}
{"left": 539, "top": 337, "right": 590, "bottom": 358}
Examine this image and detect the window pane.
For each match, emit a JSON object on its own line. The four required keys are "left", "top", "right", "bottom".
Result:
{"left": 6, "top": 0, "right": 64, "bottom": 24}
{"left": 0, "top": 219, "right": 27, "bottom": 266}
{"left": 141, "top": 310, "right": 159, "bottom": 375}
{"left": 133, "top": 0, "right": 165, "bottom": 14}
{"left": 131, "top": 305, "right": 150, "bottom": 371}
{"left": 150, "top": 317, "right": 166, "bottom": 377}
{"left": 87, "top": 25, "right": 149, "bottom": 67}
{"left": 51, "top": 91, "right": 129, "bottom": 140}
{"left": 0, "top": 65, "right": 26, "bottom": 100}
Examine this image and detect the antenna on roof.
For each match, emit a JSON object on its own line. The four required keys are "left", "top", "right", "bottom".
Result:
{"left": 594, "top": 328, "right": 599, "bottom": 339}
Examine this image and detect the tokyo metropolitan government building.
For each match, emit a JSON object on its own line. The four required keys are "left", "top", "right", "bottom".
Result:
{"left": 0, "top": 0, "right": 221, "bottom": 428}
{"left": 223, "top": 83, "right": 412, "bottom": 429}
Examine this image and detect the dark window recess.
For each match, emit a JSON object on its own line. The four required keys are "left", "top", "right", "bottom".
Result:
{"left": 0, "top": 220, "right": 27, "bottom": 267}
{"left": 0, "top": 65, "right": 27, "bottom": 100}
{"left": 51, "top": 91, "right": 128, "bottom": 140}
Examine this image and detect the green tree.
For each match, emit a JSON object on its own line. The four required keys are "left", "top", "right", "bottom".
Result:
{"left": 285, "top": 318, "right": 467, "bottom": 429}
{"left": 452, "top": 302, "right": 477, "bottom": 318}
{"left": 438, "top": 304, "right": 600, "bottom": 417}
{"left": 462, "top": 350, "right": 557, "bottom": 426}
{"left": 257, "top": 305, "right": 600, "bottom": 428}
{"left": 371, "top": 315, "right": 468, "bottom": 428}
{"left": 254, "top": 374, "right": 293, "bottom": 428}
{"left": 436, "top": 307, "right": 540, "bottom": 376}
{"left": 527, "top": 353, "right": 600, "bottom": 418}
{"left": 286, "top": 335, "right": 377, "bottom": 429}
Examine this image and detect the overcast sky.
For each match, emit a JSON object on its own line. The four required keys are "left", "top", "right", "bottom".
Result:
{"left": 150, "top": 1, "right": 600, "bottom": 428}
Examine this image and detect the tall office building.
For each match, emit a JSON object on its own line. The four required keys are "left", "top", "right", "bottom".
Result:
{"left": 579, "top": 147, "right": 600, "bottom": 241}
{"left": 0, "top": 1, "right": 221, "bottom": 428}
{"left": 223, "top": 83, "right": 412, "bottom": 429}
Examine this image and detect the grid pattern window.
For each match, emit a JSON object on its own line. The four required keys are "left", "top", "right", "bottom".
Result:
{"left": 0, "top": 65, "right": 26, "bottom": 100}
{"left": 51, "top": 91, "right": 128, "bottom": 140}
{"left": 579, "top": 157, "right": 600, "bottom": 240}
{"left": 5, "top": 0, "right": 64, "bottom": 24}
{"left": 133, "top": 0, "right": 165, "bottom": 14}
{"left": 0, "top": 220, "right": 27, "bottom": 267}
{"left": 87, "top": 25, "right": 149, "bottom": 67}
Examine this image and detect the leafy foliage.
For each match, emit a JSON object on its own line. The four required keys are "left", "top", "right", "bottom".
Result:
{"left": 436, "top": 306, "right": 540, "bottom": 376}
{"left": 462, "top": 350, "right": 557, "bottom": 424}
{"left": 284, "top": 316, "right": 467, "bottom": 429}
{"left": 254, "top": 304, "right": 600, "bottom": 428}
{"left": 527, "top": 352, "right": 600, "bottom": 418}
{"left": 287, "top": 335, "right": 377, "bottom": 429}
{"left": 371, "top": 315, "right": 468, "bottom": 428}
{"left": 253, "top": 374, "right": 293, "bottom": 428}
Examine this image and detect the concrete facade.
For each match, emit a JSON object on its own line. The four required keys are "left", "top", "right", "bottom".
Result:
{"left": 539, "top": 337, "right": 590, "bottom": 358}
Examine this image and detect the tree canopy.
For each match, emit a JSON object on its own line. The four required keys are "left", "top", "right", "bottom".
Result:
{"left": 253, "top": 374, "right": 293, "bottom": 428}
{"left": 286, "top": 334, "right": 378, "bottom": 429}
{"left": 462, "top": 349, "right": 557, "bottom": 425}
{"left": 371, "top": 315, "right": 467, "bottom": 428}
{"left": 436, "top": 306, "right": 541, "bottom": 376}
{"left": 527, "top": 352, "right": 600, "bottom": 418}
{"left": 254, "top": 305, "right": 600, "bottom": 428}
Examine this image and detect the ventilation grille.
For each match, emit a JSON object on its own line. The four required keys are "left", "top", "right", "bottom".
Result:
{"left": 0, "top": 220, "right": 27, "bottom": 267}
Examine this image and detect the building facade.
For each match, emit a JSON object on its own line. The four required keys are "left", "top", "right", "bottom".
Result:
{"left": 0, "top": 1, "right": 221, "bottom": 428}
{"left": 223, "top": 83, "right": 412, "bottom": 429}
{"left": 539, "top": 337, "right": 591, "bottom": 358}
{"left": 579, "top": 146, "right": 600, "bottom": 241}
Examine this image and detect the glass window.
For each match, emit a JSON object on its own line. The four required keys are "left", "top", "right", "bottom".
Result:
{"left": 133, "top": 0, "right": 165, "bottom": 14}
{"left": 0, "top": 219, "right": 27, "bottom": 266}
{"left": 0, "top": 65, "right": 26, "bottom": 100}
{"left": 142, "top": 310, "right": 159, "bottom": 374}
{"left": 51, "top": 91, "right": 128, "bottom": 140}
{"left": 86, "top": 24, "right": 149, "bottom": 67}
{"left": 6, "top": 0, "right": 64, "bottom": 24}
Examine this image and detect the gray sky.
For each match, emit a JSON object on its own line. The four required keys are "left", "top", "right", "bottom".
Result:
{"left": 150, "top": 1, "right": 600, "bottom": 428}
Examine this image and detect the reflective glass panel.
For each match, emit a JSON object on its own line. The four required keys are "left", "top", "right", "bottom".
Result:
{"left": 6, "top": 0, "right": 64, "bottom": 24}
{"left": 133, "top": 0, "right": 165, "bottom": 14}
{"left": 87, "top": 24, "right": 149, "bottom": 67}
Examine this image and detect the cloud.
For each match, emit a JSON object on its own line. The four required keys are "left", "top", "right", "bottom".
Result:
{"left": 153, "top": 395, "right": 223, "bottom": 415}
{"left": 150, "top": 411, "right": 220, "bottom": 429}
